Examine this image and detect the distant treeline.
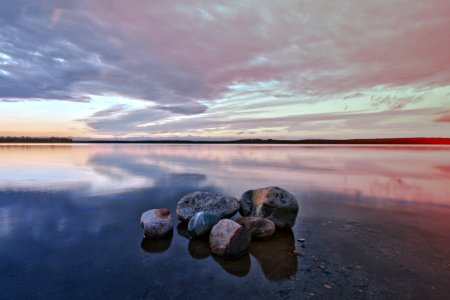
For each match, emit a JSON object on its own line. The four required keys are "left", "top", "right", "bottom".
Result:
{"left": 0, "top": 136, "right": 73, "bottom": 143}
{"left": 1, "top": 137, "right": 449, "bottom": 144}
{"left": 228, "top": 138, "right": 450, "bottom": 145}
{"left": 78, "top": 137, "right": 450, "bottom": 144}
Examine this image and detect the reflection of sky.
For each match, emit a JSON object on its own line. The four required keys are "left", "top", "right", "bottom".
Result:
{"left": 0, "top": 144, "right": 449, "bottom": 298}
{"left": 0, "top": 144, "right": 449, "bottom": 205}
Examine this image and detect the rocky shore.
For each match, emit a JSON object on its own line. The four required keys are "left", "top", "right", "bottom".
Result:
{"left": 140, "top": 186, "right": 299, "bottom": 259}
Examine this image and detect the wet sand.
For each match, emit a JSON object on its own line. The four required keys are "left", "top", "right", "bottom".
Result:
{"left": 289, "top": 197, "right": 450, "bottom": 299}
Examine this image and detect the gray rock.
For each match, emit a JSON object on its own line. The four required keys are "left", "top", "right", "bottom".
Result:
{"left": 236, "top": 216, "right": 276, "bottom": 239}
{"left": 239, "top": 186, "right": 299, "bottom": 229}
{"left": 140, "top": 208, "right": 173, "bottom": 239}
{"left": 188, "top": 211, "right": 220, "bottom": 238}
{"left": 176, "top": 192, "right": 240, "bottom": 222}
{"left": 209, "top": 219, "right": 251, "bottom": 259}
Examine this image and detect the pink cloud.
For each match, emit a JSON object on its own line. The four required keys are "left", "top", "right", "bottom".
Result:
{"left": 83, "top": 0, "right": 450, "bottom": 100}
{"left": 434, "top": 114, "right": 450, "bottom": 122}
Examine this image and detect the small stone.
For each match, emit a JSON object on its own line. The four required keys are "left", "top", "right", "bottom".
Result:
{"left": 239, "top": 186, "right": 299, "bottom": 228}
{"left": 209, "top": 219, "right": 251, "bottom": 259}
{"left": 236, "top": 216, "right": 276, "bottom": 239}
{"left": 324, "top": 284, "right": 332, "bottom": 289}
{"left": 188, "top": 211, "right": 220, "bottom": 238}
{"left": 140, "top": 208, "right": 173, "bottom": 239}
{"left": 176, "top": 192, "right": 240, "bottom": 222}
{"left": 297, "top": 238, "right": 306, "bottom": 243}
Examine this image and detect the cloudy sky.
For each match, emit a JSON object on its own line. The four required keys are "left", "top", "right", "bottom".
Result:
{"left": 0, "top": 0, "right": 449, "bottom": 139}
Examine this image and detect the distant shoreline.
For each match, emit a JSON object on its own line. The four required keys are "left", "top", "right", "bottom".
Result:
{"left": 1, "top": 137, "right": 450, "bottom": 144}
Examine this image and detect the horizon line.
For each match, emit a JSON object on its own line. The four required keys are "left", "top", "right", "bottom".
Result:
{"left": 1, "top": 136, "right": 450, "bottom": 145}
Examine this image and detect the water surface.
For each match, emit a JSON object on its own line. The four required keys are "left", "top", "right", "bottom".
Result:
{"left": 0, "top": 144, "right": 449, "bottom": 299}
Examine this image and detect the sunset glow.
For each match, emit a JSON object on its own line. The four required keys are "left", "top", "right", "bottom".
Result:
{"left": 1, "top": 1, "right": 449, "bottom": 139}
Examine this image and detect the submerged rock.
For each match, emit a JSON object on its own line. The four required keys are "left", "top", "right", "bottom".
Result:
{"left": 209, "top": 219, "right": 251, "bottom": 259}
{"left": 176, "top": 192, "right": 240, "bottom": 222}
{"left": 239, "top": 186, "right": 299, "bottom": 229}
{"left": 140, "top": 208, "right": 173, "bottom": 239}
{"left": 188, "top": 211, "right": 220, "bottom": 238}
{"left": 236, "top": 216, "right": 276, "bottom": 239}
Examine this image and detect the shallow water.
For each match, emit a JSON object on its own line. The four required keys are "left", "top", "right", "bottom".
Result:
{"left": 0, "top": 144, "right": 449, "bottom": 299}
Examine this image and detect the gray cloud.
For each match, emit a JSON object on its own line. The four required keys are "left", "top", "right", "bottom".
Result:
{"left": 86, "top": 107, "right": 171, "bottom": 134}
{"left": 154, "top": 103, "right": 208, "bottom": 115}
{"left": 370, "top": 95, "right": 423, "bottom": 110}
{"left": 91, "top": 105, "right": 128, "bottom": 118}
{"left": 85, "top": 106, "right": 442, "bottom": 138}
{"left": 0, "top": 0, "right": 209, "bottom": 110}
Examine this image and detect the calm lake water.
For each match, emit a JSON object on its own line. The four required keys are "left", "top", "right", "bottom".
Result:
{"left": 0, "top": 144, "right": 449, "bottom": 299}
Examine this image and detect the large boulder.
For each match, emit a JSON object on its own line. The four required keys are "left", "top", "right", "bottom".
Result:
{"left": 209, "top": 219, "right": 251, "bottom": 259}
{"left": 176, "top": 192, "right": 240, "bottom": 222}
{"left": 236, "top": 216, "right": 276, "bottom": 239}
{"left": 140, "top": 208, "right": 173, "bottom": 239}
{"left": 239, "top": 186, "right": 298, "bottom": 229}
{"left": 188, "top": 211, "right": 220, "bottom": 238}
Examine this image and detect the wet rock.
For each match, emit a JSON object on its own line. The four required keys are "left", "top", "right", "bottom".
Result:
{"left": 209, "top": 219, "right": 251, "bottom": 259}
{"left": 176, "top": 191, "right": 240, "bottom": 222}
{"left": 188, "top": 211, "right": 220, "bottom": 238}
{"left": 236, "top": 216, "right": 276, "bottom": 239}
{"left": 239, "top": 186, "right": 299, "bottom": 229}
{"left": 140, "top": 208, "right": 173, "bottom": 239}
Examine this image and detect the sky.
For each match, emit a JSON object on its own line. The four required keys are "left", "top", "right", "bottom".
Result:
{"left": 0, "top": 0, "right": 449, "bottom": 139}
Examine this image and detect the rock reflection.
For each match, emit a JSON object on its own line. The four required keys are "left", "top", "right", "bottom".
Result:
{"left": 176, "top": 221, "right": 251, "bottom": 276}
{"left": 212, "top": 253, "right": 251, "bottom": 277}
{"left": 140, "top": 230, "right": 173, "bottom": 253}
{"left": 249, "top": 229, "right": 297, "bottom": 281}
{"left": 188, "top": 239, "right": 210, "bottom": 259}
{"left": 174, "top": 221, "right": 297, "bottom": 279}
{"left": 176, "top": 222, "right": 190, "bottom": 239}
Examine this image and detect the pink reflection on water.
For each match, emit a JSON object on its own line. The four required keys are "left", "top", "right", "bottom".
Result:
{"left": 0, "top": 144, "right": 449, "bottom": 205}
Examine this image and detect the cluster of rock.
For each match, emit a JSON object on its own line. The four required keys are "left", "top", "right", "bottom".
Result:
{"left": 140, "top": 186, "right": 299, "bottom": 259}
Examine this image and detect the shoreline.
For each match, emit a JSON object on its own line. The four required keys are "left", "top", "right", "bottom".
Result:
{"left": 288, "top": 197, "right": 450, "bottom": 299}
{"left": 1, "top": 137, "right": 450, "bottom": 145}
